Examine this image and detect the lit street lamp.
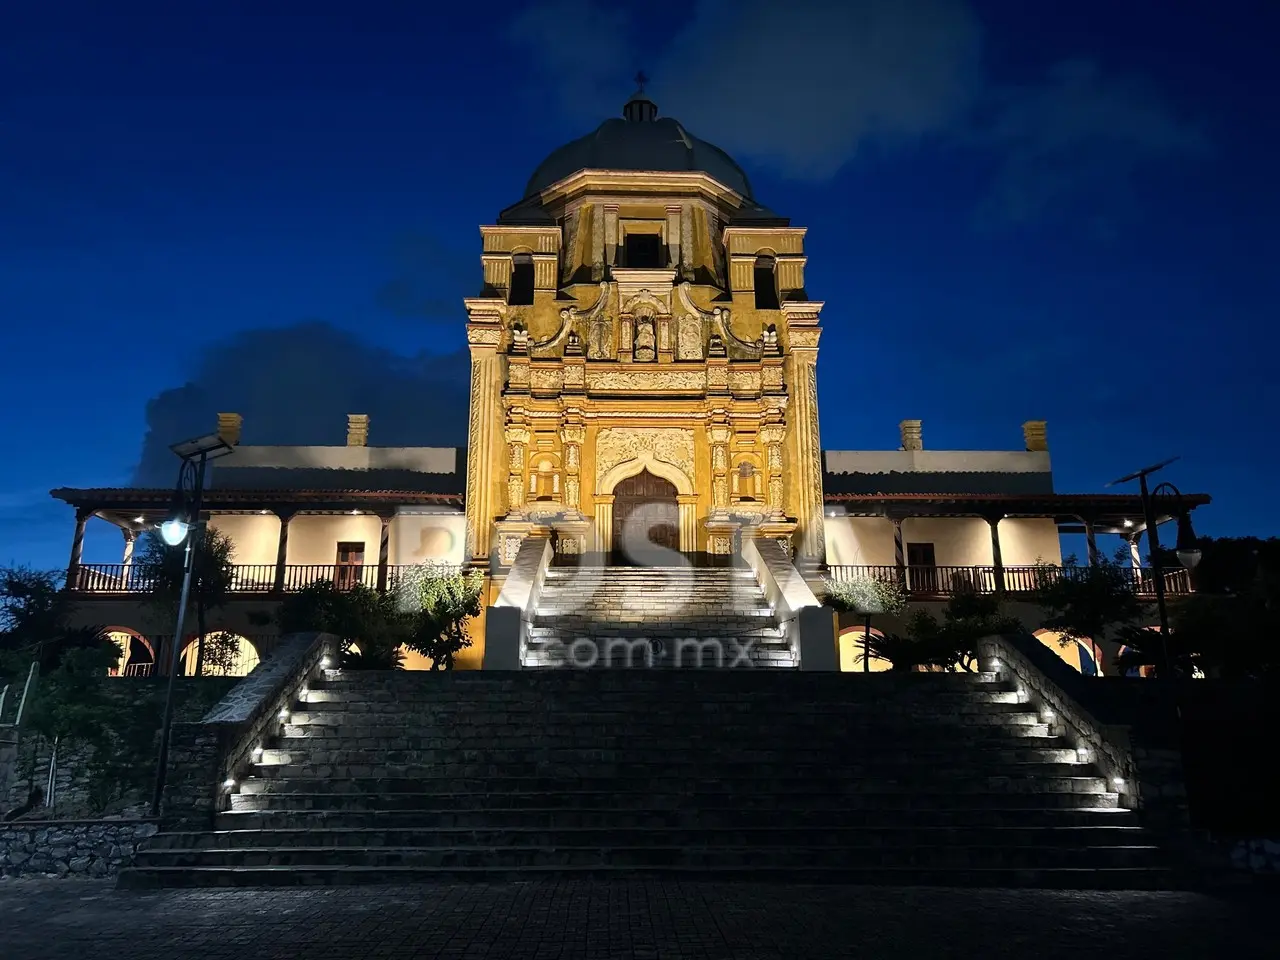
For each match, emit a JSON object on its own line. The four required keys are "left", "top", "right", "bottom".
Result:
{"left": 149, "top": 432, "right": 234, "bottom": 817}
{"left": 1107, "top": 456, "right": 1201, "bottom": 679}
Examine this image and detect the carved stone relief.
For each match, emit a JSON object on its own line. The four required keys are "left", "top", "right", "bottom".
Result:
{"left": 676, "top": 315, "right": 703, "bottom": 360}
{"left": 634, "top": 315, "right": 657, "bottom": 362}
{"left": 587, "top": 369, "right": 706, "bottom": 392}
{"left": 595, "top": 428, "right": 695, "bottom": 489}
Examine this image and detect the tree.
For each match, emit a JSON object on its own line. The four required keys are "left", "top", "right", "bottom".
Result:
{"left": 1031, "top": 552, "right": 1148, "bottom": 674}
{"left": 1152, "top": 536, "right": 1280, "bottom": 596}
{"left": 278, "top": 581, "right": 406, "bottom": 670}
{"left": 0, "top": 566, "right": 111, "bottom": 675}
{"left": 822, "top": 575, "right": 907, "bottom": 672}
{"left": 134, "top": 527, "right": 236, "bottom": 676}
{"left": 397, "top": 567, "right": 485, "bottom": 671}
{"left": 916, "top": 588, "right": 1022, "bottom": 673}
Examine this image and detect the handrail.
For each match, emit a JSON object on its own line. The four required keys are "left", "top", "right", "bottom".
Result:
{"left": 825, "top": 563, "right": 1194, "bottom": 597}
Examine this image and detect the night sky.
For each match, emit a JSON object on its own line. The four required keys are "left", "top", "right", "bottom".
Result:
{"left": 2, "top": 1, "right": 1276, "bottom": 572}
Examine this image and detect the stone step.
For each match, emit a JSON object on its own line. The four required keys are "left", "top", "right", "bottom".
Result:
{"left": 133, "top": 842, "right": 1164, "bottom": 872}
{"left": 152, "top": 823, "right": 1150, "bottom": 852}
{"left": 116, "top": 863, "right": 1176, "bottom": 890}
{"left": 280, "top": 722, "right": 1057, "bottom": 742}
{"left": 290, "top": 696, "right": 1034, "bottom": 716}
{"left": 215, "top": 805, "right": 1139, "bottom": 832}
{"left": 259, "top": 745, "right": 1082, "bottom": 766}
{"left": 249, "top": 760, "right": 1097, "bottom": 782}
{"left": 229, "top": 789, "right": 1120, "bottom": 813}
{"left": 305, "top": 670, "right": 1004, "bottom": 687}
{"left": 295, "top": 685, "right": 1022, "bottom": 705}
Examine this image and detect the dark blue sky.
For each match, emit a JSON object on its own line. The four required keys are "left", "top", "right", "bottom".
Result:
{"left": 2, "top": 0, "right": 1276, "bottom": 571}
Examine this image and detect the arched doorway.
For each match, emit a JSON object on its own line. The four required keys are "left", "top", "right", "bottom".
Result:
{"left": 612, "top": 469, "right": 679, "bottom": 564}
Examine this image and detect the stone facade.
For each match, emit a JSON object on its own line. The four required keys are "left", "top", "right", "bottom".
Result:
{"left": 0, "top": 819, "right": 158, "bottom": 877}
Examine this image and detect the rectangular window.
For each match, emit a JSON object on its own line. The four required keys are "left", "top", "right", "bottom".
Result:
{"left": 623, "top": 233, "right": 662, "bottom": 268}
{"left": 335, "top": 541, "right": 366, "bottom": 591}
{"left": 754, "top": 263, "right": 780, "bottom": 309}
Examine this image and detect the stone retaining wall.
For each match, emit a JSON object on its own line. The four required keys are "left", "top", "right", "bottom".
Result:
{"left": 1229, "top": 839, "right": 1280, "bottom": 875}
{"left": 0, "top": 819, "right": 158, "bottom": 877}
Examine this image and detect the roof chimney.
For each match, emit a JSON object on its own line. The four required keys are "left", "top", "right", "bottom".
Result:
{"left": 1022, "top": 420, "right": 1048, "bottom": 452}
{"left": 899, "top": 419, "right": 923, "bottom": 452}
{"left": 346, "top": 414, "right": 369, "bottom": 447}
{"left": 216, "top": 412, "right": 242, "bottom": 446}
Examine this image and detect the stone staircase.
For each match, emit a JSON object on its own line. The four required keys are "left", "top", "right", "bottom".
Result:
{"left": 524, "top": 565, "right": 796, "bottom": 668}
{"left": 119, "top": 671, "right": 1178, "bottom": 889}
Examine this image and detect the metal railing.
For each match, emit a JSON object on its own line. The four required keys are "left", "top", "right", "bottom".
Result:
{"left": 73, "top": 562, "right": 462, "bottom": 595}
{"left": 825, "top": 564, "right": 1193, "bottom": 597}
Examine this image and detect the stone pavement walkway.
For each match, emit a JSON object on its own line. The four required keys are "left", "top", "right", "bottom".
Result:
{"left": 0, "top": 878, "right": 1273, "bottom": 959}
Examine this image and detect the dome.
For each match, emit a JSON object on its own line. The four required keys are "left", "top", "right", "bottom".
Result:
{"left": 523, "top": 92, "right": 754, "bottom": 201}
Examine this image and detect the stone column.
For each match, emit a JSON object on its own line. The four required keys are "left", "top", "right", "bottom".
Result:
{"left": 463, "top": 313, "right": 504, "bottom": 567}
{"left": 786, "top": 329, "right": 826, "bottom": 568}
{"left": 760, "top": 422, "right": 787, "bottom": 520}
{"left": 66, "top": 507, "right": 91, "bottom": 590}
{"left": 376, "top": 513, "right": 392, "bottom": 592}
{"left": 272, "top": 510, "right": 295, "bottom": 593}
{"left": 121, "top": 528, "right": 137, "bottom": 568}
{"left": 504, "top": 424, "right": 529, "bottom": 517}
{"left": 594, "top": 496, "right": 614, "bottom": 553}
{"left": 1128, "top": 534, "right": 1143, "bottom": 571}
{"left": 560, "top": 422, "right": 585, "bottom": 512}
{"left": 987, "top": 515, "right": 1006, "bottom": 595}
{"left": 604, "top": 204, "right": 619, "bottom": 267}
{"left": 709, "top": 421, "right": 731, "bottom": 509}
{"left": 666, "top": 205, "right": 682, "bottom": 274}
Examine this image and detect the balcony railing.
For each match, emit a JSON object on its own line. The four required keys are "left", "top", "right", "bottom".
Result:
{"left": 73, "top": 562, "right": 462, "bottom": 595}
{"left": 826, "top": 564, "right": 1192, "bottom": 598}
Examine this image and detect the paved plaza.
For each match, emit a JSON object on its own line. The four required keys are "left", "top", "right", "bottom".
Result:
{"left": 0, "top": 878, "right": 1273, "bottom": 959}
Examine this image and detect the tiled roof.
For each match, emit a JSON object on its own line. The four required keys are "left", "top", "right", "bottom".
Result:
{"left": 50, "top": 487, "right": 463, "bottom": 507}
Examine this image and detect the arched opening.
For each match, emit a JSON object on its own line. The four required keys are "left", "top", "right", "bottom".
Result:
{"left": 509, "top": 253, "right": 534, "bottom": 306}
{"left": 753, "top": 255, "right": 780, "bottom": 310}
{"left": 838, "top": 626, "right": 890, "bottom": 673}
{"left": 1033, "top": 628, "right": 1102, "bottom": 676}
{"left": 106, "top": 628, "right": 155, "bottom": 677}
{"left": 179, "top": 632, "right": 260, "bottom": 677}
{"left": 529, "top": 455, "right": 561, "bottom": 501}
{"left": 611, "top": 469, "right": 679, "bottom": 564}
{"left": 731, "top": 455, "right": 764, "bottom": 503}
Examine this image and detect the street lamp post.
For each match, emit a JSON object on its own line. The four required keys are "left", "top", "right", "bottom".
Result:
{"left": 149, "top": 433, "right": 234, "bottom": 817}
{"left": 1108, "top": 457, "right": 1202, "bottom": 680}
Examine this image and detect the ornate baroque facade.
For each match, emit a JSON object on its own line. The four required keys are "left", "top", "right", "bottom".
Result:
{"left": 464, "top": 89, "right": 826, "bottom": 569}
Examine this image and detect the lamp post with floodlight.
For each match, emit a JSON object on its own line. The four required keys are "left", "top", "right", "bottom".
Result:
{"left": 149, "top": 433, "right": 234, "bottom": 817}
{"left": 1108, "top": 457, "right": 1202, "bottom": 680}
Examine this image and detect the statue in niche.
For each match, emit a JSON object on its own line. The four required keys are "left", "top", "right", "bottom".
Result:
{"left": 565, "top": 329, "right": 583, "bottom": 356}
{"left": 634, "top": 315, "right": 657, "bottom": 362}
{"left": 587, "top": 315, "right": 613, "bottom": 359}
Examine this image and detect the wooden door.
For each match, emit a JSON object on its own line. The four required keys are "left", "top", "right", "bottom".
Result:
{"left": 907, "top": 541, "right": 937, "bottom": 594}
{"left": 335, "top": 541, "right": 366, "bottom": 590}
{"left": 612, "top": 470, "right": 679, "bottom": 561}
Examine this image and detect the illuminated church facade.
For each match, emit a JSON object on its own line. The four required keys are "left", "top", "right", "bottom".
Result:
{"left": 52, "top": 89, "right": 1207, "bottom": 676}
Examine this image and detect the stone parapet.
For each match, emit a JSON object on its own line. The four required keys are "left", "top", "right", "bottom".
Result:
{"left": 162, "top": 632, "right": 337, "bottom": 828}
{"left": 976, "top": 632, "right": 1189, "bottom": 832}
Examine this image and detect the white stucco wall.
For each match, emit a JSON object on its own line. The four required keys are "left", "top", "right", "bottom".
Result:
{"left": 823, "top": 517, "right": 896, "bottom": 565}
{"left": 900, "top": 517, "right": 992, "bottom": 566}
{"left": 285, "top": 515, "right": 385, "bottom": 566}
{"left": 824, "top": 449, "right": 1051, "bottom": 475}
{"left": 824, "top": 515, "right": 1064, "bottom": 568}
{"left": 393, "top": 511, "right": 467, "bottom": 565}
{"left": 997, "top": 518, "right": 1062, "bottom": 565}
{"left": 216, "top": 445, "right": 457, "bottom": 472}
{"left": 207, "top": 514, "right": 281, "bottom": 566}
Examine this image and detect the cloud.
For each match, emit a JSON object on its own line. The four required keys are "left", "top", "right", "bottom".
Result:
{"left": 375, "top": 230, "right": 477, "bottom": 323}
{"left": 131, "top": 323, "right": 470, "bottom": 486}
{"left": 511, "top": 0, "right": 982, "bottom": 180}
{"left": 976, "top": 59, "right": 1209, "bottom": 224}
{"left": 508, "top": 1, "right": 1206, "bottom": 219}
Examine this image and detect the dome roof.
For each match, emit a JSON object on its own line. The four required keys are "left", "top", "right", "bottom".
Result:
{"left": 523, "top": 93, "right": 754, "bottom": 200}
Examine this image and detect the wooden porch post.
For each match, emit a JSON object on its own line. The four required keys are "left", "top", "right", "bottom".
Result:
{"left": 66, "top": 507, "right": 91, "bottom": 590}
{"left": 986, "top": 515, "right": 1006, "bottom": 595}
{"left": 272, "top": 510, "right": 296, "bottom": 593}
{"left": 1084, "top": 518, "right": 1099, "bottom": 566}
{"left": 891, "top": 517, "right": 906, "bottom": 587}
{"left": 376, "top": 512, "right": 392, "bottom": 592}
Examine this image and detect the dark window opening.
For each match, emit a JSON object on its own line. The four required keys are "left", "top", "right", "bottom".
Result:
{"left": 335, "top": 541, "right": 366, "bottom": 591}
{"left": 509, "top": 254, "right": 535, "bottom": 306}
{"left": 754, "top": 256, "right": 780, "bottom": 309}
{"left": 624, "top": 233, "right": 662, "bottom": 268}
